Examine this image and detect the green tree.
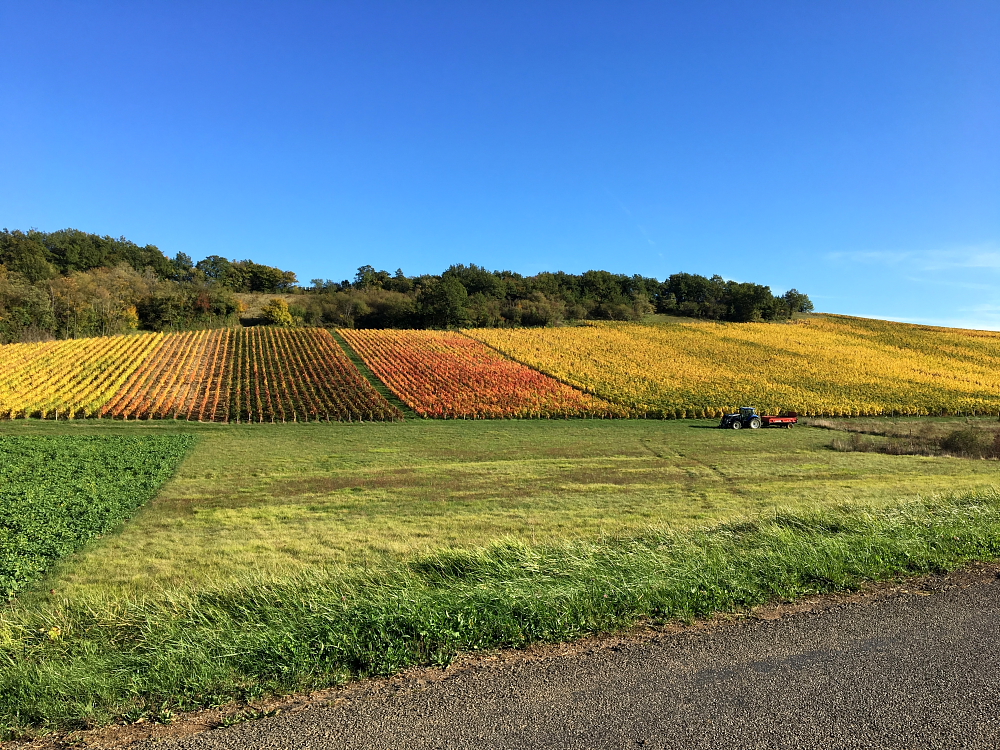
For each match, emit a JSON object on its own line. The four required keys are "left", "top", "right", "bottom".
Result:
{"left": 170, "top": 252, "right": 195, "bottom": 282}
{"left": 442, "top": 264, "right": 506, "bottom": 297}
{"left": 0, "top": 230, "right": 56, "bottom": 282}
{"left": 419, "top": 277, "right": 469, "bottom": 328}
{"left": 726, "top": 282, "right": 776, "bottom": 322}
{"left": 783, "top": 289, "right": 814, "bottom": 314}
{"left": 196, "top": 255, "right": 233, "bottom": 283}
{"left": 0, "top": 266, "right": 55, "bottom": 343}
{"left": 354, "top": 265, "right": 391, "bottom": 290}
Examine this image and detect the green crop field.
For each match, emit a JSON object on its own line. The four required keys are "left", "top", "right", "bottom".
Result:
{"left": 0, "top": 434, "right": 194, "bottom": 598}
{"left": 1, "top": 418, "right": 999, "bottom": 736}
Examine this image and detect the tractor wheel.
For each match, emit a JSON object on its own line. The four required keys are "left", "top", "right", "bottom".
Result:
{"left": 731, "top": 420, "right": 742, "bottom": 429}
{"left": 749, "top": 417, "right": 762, "bottom": 429}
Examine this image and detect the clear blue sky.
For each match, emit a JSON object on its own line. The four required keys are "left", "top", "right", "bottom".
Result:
{"left": 2, "top": 1, "right": 998, "bottom": 328}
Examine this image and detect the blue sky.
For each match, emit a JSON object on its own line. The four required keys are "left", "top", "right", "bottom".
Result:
{"left": 1, "top": 1, "right": 998, "bottom": 328}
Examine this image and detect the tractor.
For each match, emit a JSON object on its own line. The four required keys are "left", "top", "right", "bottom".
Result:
{"left": 720, "top": 407, "right": 798, "bottom": 430}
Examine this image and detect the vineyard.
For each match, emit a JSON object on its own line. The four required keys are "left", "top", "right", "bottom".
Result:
{"left": 101, "top": 329, "right": 229, "bottom": 420}
{"left": 468, "top": 315, "right": 1000, "bottom": 417}
{"left": 216, "top": 327, "right": 402, "bottom": 423}
{"left": 341, "top": 329, "right": 626, "bottom": 418}
{"left": 3, "top": 328, "right": 401, "bottom": 423}
{"left": 4, "top": 316, "right": 1000, "bottom": 421}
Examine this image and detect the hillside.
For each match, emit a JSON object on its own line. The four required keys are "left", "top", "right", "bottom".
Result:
{"left": 2, "top": 314, "right": 1000, "bottom": 421}
{"left": 470, "top": 315, "right": 1000, "bottom": 417}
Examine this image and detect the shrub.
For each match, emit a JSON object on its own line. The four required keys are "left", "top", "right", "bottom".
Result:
{"left": 261, "top": 298, "right": 294, "bottom": 327}
{"left": 940, "top": 428, "right": 998, "bottom": 458}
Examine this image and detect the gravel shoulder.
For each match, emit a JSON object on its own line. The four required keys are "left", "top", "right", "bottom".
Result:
{"left": 10, "top": 563, "right": 1000, "bottom": 750}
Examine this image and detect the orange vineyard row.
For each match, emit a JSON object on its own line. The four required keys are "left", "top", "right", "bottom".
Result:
{"left": 2, "top": 328, "right": 401, "bottom": 422}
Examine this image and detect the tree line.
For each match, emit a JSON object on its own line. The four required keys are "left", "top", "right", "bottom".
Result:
{"left": 288, "top": 265, "right": 812, "bottom": 329}
{"left": 0, "top": 228, "right": 297, "bottom": 343}
{"left": 0, "top": 227, "right": 812, "bottom": 344}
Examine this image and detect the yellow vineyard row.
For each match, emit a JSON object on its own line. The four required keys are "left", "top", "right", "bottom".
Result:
{"left": 466, "top": 315, "right": 1000, "bottom": 417}
{"left": 0, "top": 333, "right": 162, "bottom": 418}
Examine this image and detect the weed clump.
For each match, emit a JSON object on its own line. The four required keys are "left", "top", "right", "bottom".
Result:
{"left": 820, "top": 418, "right": 1000, "bottom": 458}
{"left": 829, "top": 432, "right": 932, "bottom": 455}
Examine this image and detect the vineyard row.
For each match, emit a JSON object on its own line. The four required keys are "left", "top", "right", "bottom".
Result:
{"left": 1, "top": 328, "right": 402, "bottom": 423}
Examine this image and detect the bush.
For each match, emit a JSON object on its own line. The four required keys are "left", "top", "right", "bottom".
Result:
{"left": 940, "top": 428, "right": 999, "bottom": 458}
{"left": 261, "top": 298, "right": 294, "bottom": 326}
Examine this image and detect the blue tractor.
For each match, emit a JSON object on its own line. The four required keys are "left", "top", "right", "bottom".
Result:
{"left": 720, "top": 406, "right": 762, "bottom": 430}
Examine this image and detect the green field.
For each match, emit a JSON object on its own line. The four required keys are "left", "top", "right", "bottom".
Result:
{"left": 2, "top": 417, "right": 1000, "bottom": 735}
{"left": 0, "top": 434, "right": 194, "bottom": 598}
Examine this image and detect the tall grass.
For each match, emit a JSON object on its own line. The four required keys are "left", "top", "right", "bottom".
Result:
{"left": 814, "top": 417, "right": 1000, "bottom": 458}
{"left": 2, "top": 489, "right": 1000, "bottom": 736}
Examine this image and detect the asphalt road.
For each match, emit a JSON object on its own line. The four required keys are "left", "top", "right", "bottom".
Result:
{"left": 141, "top": 566, "right": 1000, "bottom": 750}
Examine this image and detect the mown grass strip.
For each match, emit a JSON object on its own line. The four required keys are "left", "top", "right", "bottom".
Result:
{"left": 2, "top": 489, "right": 999, "bottom": 735}
{"left": 331, "top": 329, "right": 417, "bottom": 419}
{"left": 0, "top": 435, "right": 196, "bottom": 599}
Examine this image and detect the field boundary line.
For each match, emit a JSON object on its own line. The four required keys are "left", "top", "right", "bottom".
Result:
{"left": 458, "top": 329, "right": 649, "bottom": 418}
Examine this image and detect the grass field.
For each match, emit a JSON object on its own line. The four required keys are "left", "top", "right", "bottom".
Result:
{"left": 8, "top": 417, "right": 999, "bottom": 598}
{"left": 2, "top": 417, "right": 1000, "bottom": 734}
